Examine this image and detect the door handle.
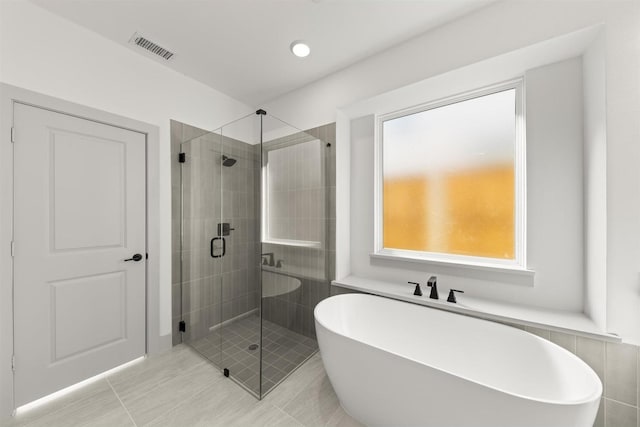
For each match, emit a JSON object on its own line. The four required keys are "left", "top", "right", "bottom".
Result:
{"left": 211, "top": 237, "right": 226, "bottom": 258}
{"left": 124, "top": 253, "right": 143, "bottom": 262}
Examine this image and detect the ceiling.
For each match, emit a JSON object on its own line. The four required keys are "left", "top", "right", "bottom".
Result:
{"left": 30, "top": 0, "right": 495, "bottom": 107}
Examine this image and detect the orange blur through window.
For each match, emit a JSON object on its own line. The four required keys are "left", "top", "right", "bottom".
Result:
{"left": 383, "top": 166, "right": 514, "bottom": 259}
{"left": 382, "top": 87, "right": 517, "bottom": 260}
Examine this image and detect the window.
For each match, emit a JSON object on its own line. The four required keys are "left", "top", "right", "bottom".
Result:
{"left": 375, "top": 80, "right": 525, "bottom": 269}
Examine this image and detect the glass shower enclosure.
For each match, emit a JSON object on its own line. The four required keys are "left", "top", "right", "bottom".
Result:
{"left": 179, "top": 110, "right": 329, "bottom": 398}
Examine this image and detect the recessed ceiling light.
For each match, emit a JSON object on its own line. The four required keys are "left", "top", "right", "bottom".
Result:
{"left": 290, "top": 41, "right": 310, "bottom": 58}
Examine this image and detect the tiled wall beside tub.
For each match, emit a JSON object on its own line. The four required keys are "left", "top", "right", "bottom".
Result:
{"left": 521, "top": 326, "right": 638, "bottom": 427}
{"left": 330, "top": 285, "right": 640, "bottom": 427}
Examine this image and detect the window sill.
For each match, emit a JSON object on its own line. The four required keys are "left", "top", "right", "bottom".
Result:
{"left": 370, "top": 251, "right": 534, "bottom": 284}
{"left": 332, "top": 276, "right": 620, "bottom": 343}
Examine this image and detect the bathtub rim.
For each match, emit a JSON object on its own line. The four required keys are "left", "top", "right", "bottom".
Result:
{"left": 315, "top": 293, "right": 603, "bottom": 407}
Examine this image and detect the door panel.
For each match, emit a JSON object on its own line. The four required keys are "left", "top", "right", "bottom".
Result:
{"left": 50, "top": 271, "right": 126, "bottom": 361}
{"left": 51, "top": 130, "right": 126, "bottom": 251}
{"left": 13, "top": 103, "right": 146, "bottom": 406}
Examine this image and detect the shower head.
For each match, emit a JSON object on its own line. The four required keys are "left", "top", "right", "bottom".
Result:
{"left": 222, "top": 155, "right": 237, "bottom": 167}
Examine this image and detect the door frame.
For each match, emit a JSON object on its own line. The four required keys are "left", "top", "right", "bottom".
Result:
{"left": 0, "top": 83, "right": 163, "bottom": 417}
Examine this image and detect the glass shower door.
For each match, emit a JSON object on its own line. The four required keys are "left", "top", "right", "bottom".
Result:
{"left": 180, "top": 114, "right": 263, "bottom": 397}
{"left": 216, "top": 114, "right": 262, "bottom": 396}
{"left": 179, "top": 131, "right": 224, "bottom": 370}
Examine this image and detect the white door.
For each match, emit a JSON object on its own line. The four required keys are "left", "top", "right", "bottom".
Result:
{"left": 13, "top": 103, "right": 146, "bottom": 406}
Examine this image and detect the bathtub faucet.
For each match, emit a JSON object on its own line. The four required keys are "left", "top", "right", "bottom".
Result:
{"left": 261, "top": 252, "right": 275, "bottom": 267}
{"left": 427, "top": 276, "right": 438, "bottom": 300}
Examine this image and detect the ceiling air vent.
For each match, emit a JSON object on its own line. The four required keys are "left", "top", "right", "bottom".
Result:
{"left": 129, "top": 32, "right": 174, "bottom": 60}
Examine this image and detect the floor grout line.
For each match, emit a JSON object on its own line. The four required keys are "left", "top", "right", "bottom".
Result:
{"left": 270, "top": 359, "right": 325, "bottom": 412}
{"left": 106, "top": 377, "right": 138, "bottom": 427}
{"left": 269, "top": 403, "right": 305, "bottom": 427}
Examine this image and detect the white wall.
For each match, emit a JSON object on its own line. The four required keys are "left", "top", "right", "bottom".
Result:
{"left": 264, "top": 2, "right": 620, "bottom": 129}
{"left": 582, "top": 35, "right": 607, "bottom": 330}
{"left": 525, "top": 58, "right": 584, "bottom": 311}
{"left": 0, "top": 1, "right": 252, "bottom": 339}
{"left": 265, "top": 0, "right": 640, "bottom": 344}
{"left": 602, "top": 3, "right": 640, "bottom": 345}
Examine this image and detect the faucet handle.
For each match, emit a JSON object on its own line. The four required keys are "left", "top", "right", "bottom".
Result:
{"left": 276, "top": 259, "right": 284, "bottom": 268}
{"left": 408, "top": 281, "right": 422, "bottom": 296}
{"left": 447, "top": 289, "right": 464, "bottom": 303}
{"left": 261, "top": 252, "right": 275, "bottom": 266}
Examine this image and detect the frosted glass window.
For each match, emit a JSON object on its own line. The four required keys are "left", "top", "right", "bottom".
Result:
{"left": 382, "top": 88, "right": 518, "bottom": 261}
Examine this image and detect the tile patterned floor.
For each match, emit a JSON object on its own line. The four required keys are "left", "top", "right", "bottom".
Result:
{"left": 188, "top": 313, "right": 318, "bottom": 396}
{"left": 0, "top": 345, "right": 362, "bottom": 427}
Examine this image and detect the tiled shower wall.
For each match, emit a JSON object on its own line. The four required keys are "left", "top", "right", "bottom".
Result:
{"left": 171, "top": 120, "right": 260, "bottom": 345}
{"left": 266, "top": 138, "right": 324, "bottom": 243}
{"left": 331, "top": 285, "right": 639, "bottom": 427}
{"left": 261, "top": 122, "right": 336, "bottom": 339}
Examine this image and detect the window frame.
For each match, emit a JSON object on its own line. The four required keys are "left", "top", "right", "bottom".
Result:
{"left": 373, "top": 78, "right": 527, "bottom": 271}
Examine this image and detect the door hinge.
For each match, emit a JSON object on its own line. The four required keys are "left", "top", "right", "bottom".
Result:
{"left": 10, "top": 241, "right": 14, "bottom": 257}
{"left": 10, "top": 127, "right": 15, "bottom": 143}
{"left": 178, "top": 153, "right": 186, "bottom": 163}
{"left": 178, "top": 320, "right": 186, "bottom": 332}
{"left": 11, "top": 355, "right": 15, "bottom": 372}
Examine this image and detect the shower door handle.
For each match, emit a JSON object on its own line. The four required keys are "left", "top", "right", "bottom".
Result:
{"left": 211, "top": 237, "right": 226, "bottom": 258}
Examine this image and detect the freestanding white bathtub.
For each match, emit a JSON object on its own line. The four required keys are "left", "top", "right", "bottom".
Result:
{"left": 314, "top": 293, "right": 602, "bottom": 427}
